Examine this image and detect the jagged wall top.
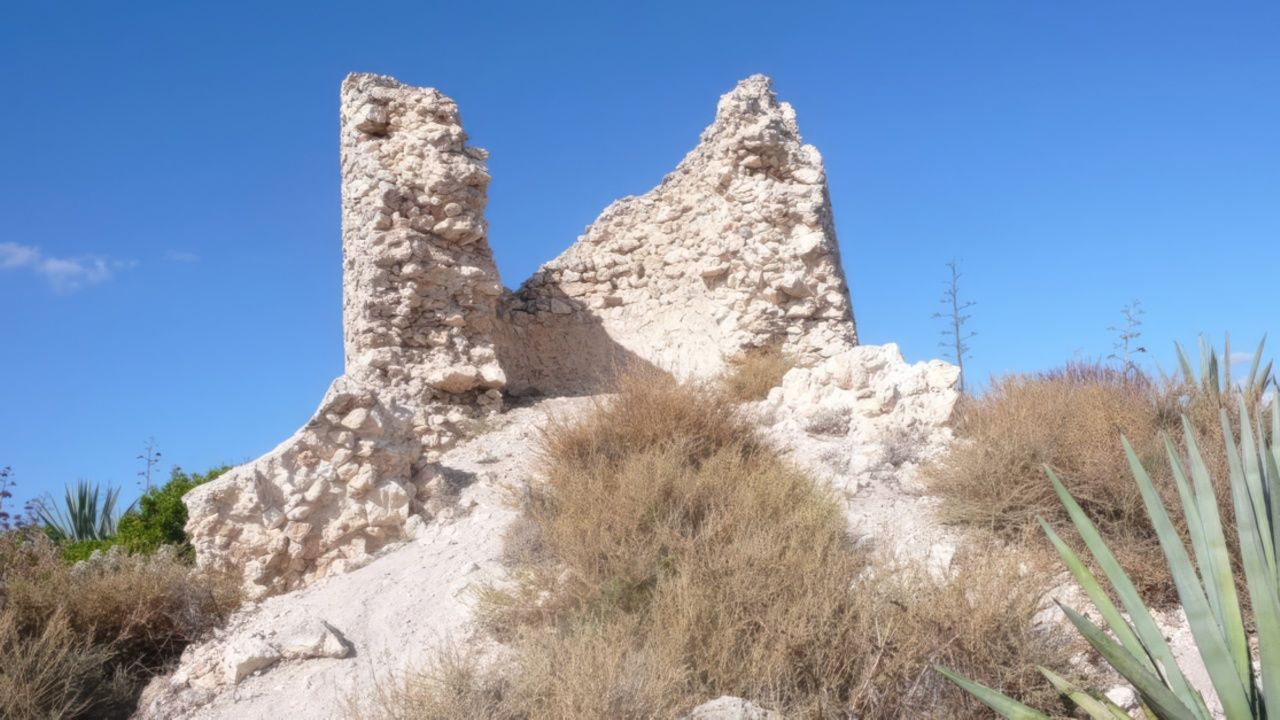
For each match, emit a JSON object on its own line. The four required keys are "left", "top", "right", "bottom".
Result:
{"left": 499, "top": 75, "right": 857, "bottom": 394}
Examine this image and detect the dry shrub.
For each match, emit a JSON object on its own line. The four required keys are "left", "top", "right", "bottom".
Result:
{"left": 718, "top": 345, "right": 795, "bottom": 402}
{"left": 925, "top": 362, "right": 1239, "bottom": 605}
{"left": 0, "top": 530, "right": 239, "bottom": 718}
{"left": 541, "top": 367, "right": 762, "bottom": 470}
{"left": 368, "top": 372, "right": 1076, "bottom": 719}
{"left": 0, "top": 609, "right": 118, "bottom": 720}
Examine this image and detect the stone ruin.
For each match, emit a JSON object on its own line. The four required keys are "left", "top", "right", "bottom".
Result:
{"left": 497, "top": 74, "right": 856, "bottom": 393}
{"left": 186, "top": 72, "right": 910, "bottom": 598}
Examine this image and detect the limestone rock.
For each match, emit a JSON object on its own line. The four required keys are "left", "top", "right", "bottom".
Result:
{"left": 763, "top": 344, "right": 960, "bottom": 478}
{"left": 222, "top": 637, "right": 280, "bottom": 683}
{"left": 1105, "top": 685, "right": 1139, "bottom": 710}
{"left": 275, "top": 619, "right": 351, "bottom": 660}
{"left": 681, "top": 696, "right": 782, "bottom": 720}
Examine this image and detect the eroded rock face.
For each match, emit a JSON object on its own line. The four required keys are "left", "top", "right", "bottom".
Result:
{"left": 185, "top": 74, "right": 507, "bottom": 598}
{"left": 187, "top": 73, "right": 871, "bottom": 597}
{"left": 498, "top": 75, "right": 857, "bottom": 394}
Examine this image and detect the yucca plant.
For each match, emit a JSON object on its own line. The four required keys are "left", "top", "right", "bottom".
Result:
{"left": 937, "top": 392, "right": 1278, "bottom": 719}
{"left": 33, "top": 479, "right": 132, "bottom": 542}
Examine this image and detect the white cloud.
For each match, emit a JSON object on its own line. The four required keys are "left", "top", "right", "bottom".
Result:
{"left": 166, "top": 250, "right": 200, "bottom": 263}
{"left": 0, "top": 243, "right": 40, "bottom": 269}
{"left": 0, "top": 242, "right": 134, "bottom": 293}
{"left": 1228, "top": 351, "right": 1258, "bottom": 367}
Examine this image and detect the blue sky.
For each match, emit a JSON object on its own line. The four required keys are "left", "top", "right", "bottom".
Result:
{"left": 2, "top": 1, "right": 1277, "bottom": 507}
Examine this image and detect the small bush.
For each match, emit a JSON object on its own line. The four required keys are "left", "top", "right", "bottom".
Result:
{"left": 0, "top": 608, "right": 118, "bottom": 720}
{"left": 365, "top": 372, "right": 1076, "bottom": 719}
{"left": 59, "top": 539, "right": 115, "bottom": 564}
{"left": 116, "top": 465, "right": 230, "bottom": 557}
{"left": 718, "top": 345, "right": 794, "bottom": 402}
{"left": 0, "top": 528, "right": 239, "bottom": 718}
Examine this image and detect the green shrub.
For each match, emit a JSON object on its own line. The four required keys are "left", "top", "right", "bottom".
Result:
{"left": 58, "top": 539, "right": 115, "bottom": 564}
{"left": 115, "top": 465, "right": 229, "bottom": 558}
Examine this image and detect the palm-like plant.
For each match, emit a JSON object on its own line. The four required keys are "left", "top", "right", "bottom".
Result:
{"left": 938, "top": 389, "right": 1278, "bottom": 717}
{"left": 34, "top": 479, "right": 131, "bottom": 542}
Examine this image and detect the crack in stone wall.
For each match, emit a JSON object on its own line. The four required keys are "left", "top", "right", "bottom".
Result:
{"left": 186, "top": 73, "right": 863, "bottom": 597}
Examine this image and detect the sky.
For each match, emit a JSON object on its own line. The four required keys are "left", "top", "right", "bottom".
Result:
{"left": 1, "top": 1, "right": 1278, "bottom": 507}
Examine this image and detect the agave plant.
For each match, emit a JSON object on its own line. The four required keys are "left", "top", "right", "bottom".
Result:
{"left": 34, "top": 479, "right": 132, "bottom": 542}
{"left": 1173, "top": 334, "right": 1273, "bottom": 404}
{"left": 938, "top": 392, "right": 1278, "bottom": 719}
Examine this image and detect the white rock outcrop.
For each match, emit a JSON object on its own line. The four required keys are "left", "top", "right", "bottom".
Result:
{"left": 764, "top": 344, "right": 960, "bottom": 479}
{"left": 498, "top": 75, "right": 856, "bottom": 394}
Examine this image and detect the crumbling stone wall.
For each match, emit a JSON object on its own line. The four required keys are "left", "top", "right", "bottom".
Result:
{"left": 186, "top": 74, "right": 508, "bottom": 597}
{"left": 340, "top": 74, "right": 506, "bottom": 401}
{"left": 187, "top": 73, "right": 864, "bottom": 597}
{"left": 497, "top": 75, "right": 857, "bottom": 395}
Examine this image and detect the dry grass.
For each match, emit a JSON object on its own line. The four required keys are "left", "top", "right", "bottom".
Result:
{"left": 925, "top": 362, "right": 1240, "bottom": 605}
{"left": 718, "top": 345, "right": 795, "bottom": 402}
{"left": 0, "top": 530, "right": 239, "bottom": 718}
{"left": 0, "top": 609, "right": 119, "bottom": 720}
{"left": 363, "top": 371, "right": 1078, "bottom": 719}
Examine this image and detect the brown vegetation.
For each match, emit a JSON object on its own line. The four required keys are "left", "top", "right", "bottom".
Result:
{"left": 363, "top": 371, "right": 1077, "bottom": 719}
{"left": 718, "top": 345, "right": 795, "bottom": 402}
{"left": 0, "top": 530, "right": 239, "bottom": 719}
{"left": 925, "top": 362, "right": 1239, "bottom": 605}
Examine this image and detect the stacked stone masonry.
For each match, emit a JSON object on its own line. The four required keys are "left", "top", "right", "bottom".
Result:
{"left": 498, "top": 74, "right": 857, "bottom": 394}
{"left": 186, "top": 73, "right": 873, "bottom": 597}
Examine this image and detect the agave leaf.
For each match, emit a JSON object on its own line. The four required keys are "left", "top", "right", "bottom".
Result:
{"left": 1236, "top": 405, "right": 1276, "bottom": 575}
{"left": 1038, "top": 518, "right": 1149, "bottom": 667}
{"left": 1221, "top": 405, "right": 1280, "bottom": 715}
{"left": 1224, "top": 334, "right": 1232, "bottom": 395}
{"left": 1245, "top": 335, "right": 1267, "bottom": 392}
{"left": 1176, "top": 420, "right": 1250, "bottom": 688}
{"left": 1123, "top": 439, "right": 1253, "bottom": 718}
{"left": 1200, "top": 336, "right": 1219, "bottom": 399}
{"left": 1176, "top": 342, "right": 1196, "bottom": 387}
{"left": 1166, "top": 438, "right": 1212, "bottom": 611}
{"left": 934, "top": 667, "right": 1051, "bottom": 719}
{"left": 1059, "top": 604, "right": 1200, "bottom": 720}
{"left": 1259, "top": 425, "right": 1280, "bottom": 584}
{"left": 1046, "top": 468, "right": 1200, "bottom": 701}
{"left": 1037, "top": 667, "right": 1130, "bottom": 719}
{"left": 33, "top": 479, "right": 128, "bottom": 543}
{"left": 1257, "top": 359, "right": 1274, "bottom": 396}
